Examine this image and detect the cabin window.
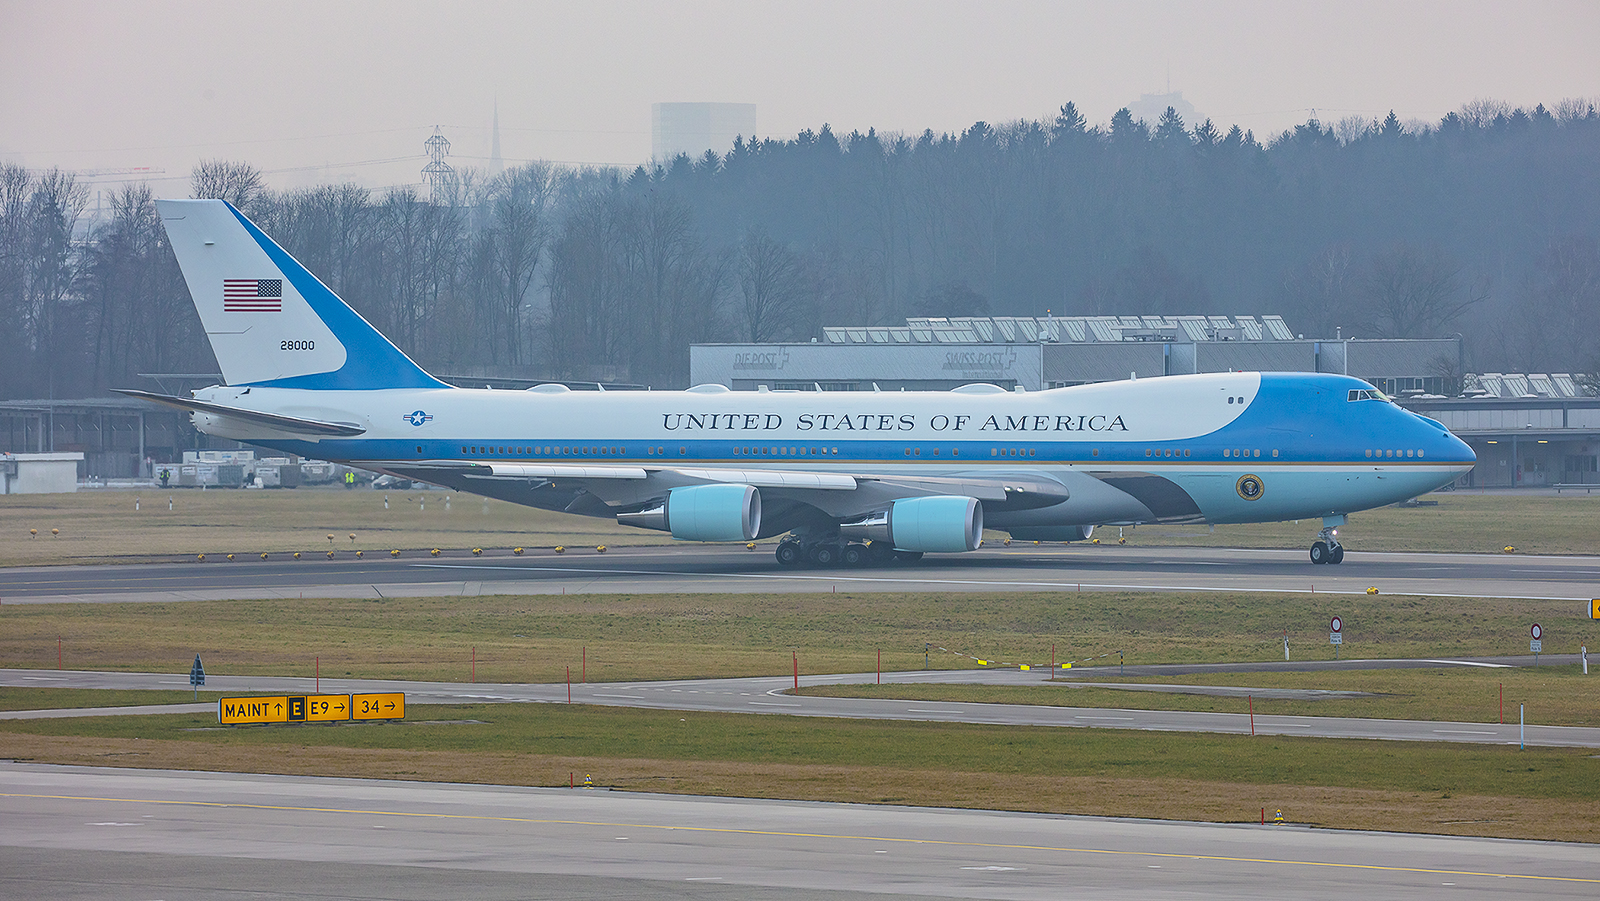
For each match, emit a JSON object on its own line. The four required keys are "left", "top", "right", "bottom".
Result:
{"left": 1227, "top": 397, "right": 1234, "bottom": 404}
{"left": 1092, "top": 448, "right": 1099, "bottom": 457}
{"left": 1146, "top": 449, "right": 1153, "bottom": 457}
{"left": 1272, "top": 449, "right": 1278, "bottom": 457}
{"left": 1418, "top": 449, "right": 1424, "bottom": 457}
{"left": 1184, "top": 449, "right": 1191, "bottom": 457}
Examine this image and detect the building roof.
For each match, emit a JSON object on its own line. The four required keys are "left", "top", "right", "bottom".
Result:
{"left": 821, "top": 315, "right": 1296, "bottom": 346}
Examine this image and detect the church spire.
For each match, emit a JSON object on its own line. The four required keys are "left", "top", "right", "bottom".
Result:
{"left": 490, "top": 99, "right": 504, "bottom": 176}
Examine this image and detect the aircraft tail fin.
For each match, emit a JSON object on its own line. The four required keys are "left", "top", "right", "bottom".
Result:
{"left": 156, "top": 199, "right": 448, "bottom": 390}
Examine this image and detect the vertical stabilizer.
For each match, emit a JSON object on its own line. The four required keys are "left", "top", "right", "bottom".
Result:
{"left": 156, "top": 199, "right": 448, "bottom": 390}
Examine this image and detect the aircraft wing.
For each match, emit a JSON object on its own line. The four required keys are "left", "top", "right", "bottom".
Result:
{"left": 376, "top": 459, "right": 1070, "bottom": 517}
{"left": 114, "top": 389, "right": 368, "bottom": 437}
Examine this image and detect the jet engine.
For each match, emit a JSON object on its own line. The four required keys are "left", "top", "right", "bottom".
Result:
{"left": 616, "top": 484, "right": 762, "bottom": 542}
{"left": 839, "top": 496, "right": 983, "bottom": 553}
{"left": 1005, "top": 525, "right": 1095, "bottom": 542}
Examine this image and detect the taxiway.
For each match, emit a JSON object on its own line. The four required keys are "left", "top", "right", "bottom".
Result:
{"left": 2, "top": 544, "right": 1598, "bottom": 604}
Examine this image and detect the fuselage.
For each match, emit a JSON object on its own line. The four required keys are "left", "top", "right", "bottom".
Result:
{"left": 191, "top": 370, "right": 1475, "bottom": 530}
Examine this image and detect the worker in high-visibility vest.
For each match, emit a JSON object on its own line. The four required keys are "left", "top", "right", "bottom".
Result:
{"left": 344, "top": 470, "right": 356, "bottom": 489}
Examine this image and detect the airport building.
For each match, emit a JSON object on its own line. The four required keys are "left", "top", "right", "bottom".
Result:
{"left": 690, "top": 315, "right": 1463, "bottom": 393}
{"left": 690, "top": 315, "right": 1598, "bottom": 489}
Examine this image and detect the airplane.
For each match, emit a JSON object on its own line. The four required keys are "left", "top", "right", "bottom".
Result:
{"left": 123, "top": 199, "right": 1476, "bottom": 568}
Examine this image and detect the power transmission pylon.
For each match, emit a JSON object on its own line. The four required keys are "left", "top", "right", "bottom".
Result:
{"left": 422, "top": 127, "right": 454, "bottom": 203}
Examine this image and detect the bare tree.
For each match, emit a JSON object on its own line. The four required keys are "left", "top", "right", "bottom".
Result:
{"left": 1361, "top": 243, "right": 1485, "bottom": 339}
{"left": 190, "top": 159, "right": 266, "bottom": 211}
{"left": 481, "top": 163, "right": 553, "bottom": 365}
{"left": 1282, "top": 244, "right": 1354, "bottom": 338}
{"left": 735, "top": 228, "right": 802, "bottom": 342}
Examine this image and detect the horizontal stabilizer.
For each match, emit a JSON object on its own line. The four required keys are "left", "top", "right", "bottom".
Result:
{"left": 114, "top": 389, "right": 367, "bottom": 437}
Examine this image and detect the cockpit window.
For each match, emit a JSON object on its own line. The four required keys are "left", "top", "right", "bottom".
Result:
{"left": 1347, "top": 388, "right": 1392, "bottom": 402}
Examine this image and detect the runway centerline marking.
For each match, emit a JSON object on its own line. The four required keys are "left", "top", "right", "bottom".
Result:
{"left": 2, "top": 791, "right": 1593, "bottom": 885}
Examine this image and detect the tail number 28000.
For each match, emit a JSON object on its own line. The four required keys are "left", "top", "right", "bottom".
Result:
{"left": 281, "top": 340, "right": 315, "bottom": 351}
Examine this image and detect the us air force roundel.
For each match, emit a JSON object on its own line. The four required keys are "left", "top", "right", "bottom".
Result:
{"left": 1236, "top": 473, "right": 1264, "bottom": 501}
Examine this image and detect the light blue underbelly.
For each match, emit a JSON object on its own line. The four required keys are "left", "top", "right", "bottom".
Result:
{"left": 1178, "top": 466, "right": 1462, "bottom": 523}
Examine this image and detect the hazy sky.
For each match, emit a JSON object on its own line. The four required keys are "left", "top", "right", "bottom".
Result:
{"left": 4, "top": 0, "right": 1598, "bottom": 194}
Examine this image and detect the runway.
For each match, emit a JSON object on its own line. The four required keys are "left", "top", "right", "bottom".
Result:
{"left": 1, "top": 764, "right": 1595, "bottom": 900}
{"left": 3, "top": 544, "right": 1599, "bottom": 604}
{"left": 4, "top": 665, "right": 1596, "bottom": 747}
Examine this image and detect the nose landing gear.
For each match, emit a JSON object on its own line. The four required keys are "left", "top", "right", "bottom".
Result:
{"left": 1310, "top": 525, "right": 1345, "bottom": 564}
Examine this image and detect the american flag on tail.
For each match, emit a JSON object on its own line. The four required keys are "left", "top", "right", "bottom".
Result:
{"left": 223, "top": 278, "right": 283, "bottom": 312}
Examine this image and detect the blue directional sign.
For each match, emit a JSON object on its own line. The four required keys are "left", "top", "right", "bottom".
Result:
{"left": 189, "top": 655, "right": 205, "bottom": 687}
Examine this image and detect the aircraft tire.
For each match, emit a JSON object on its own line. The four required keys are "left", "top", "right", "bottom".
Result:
{"left": 1330, "top": 545, "right": 1345, "bottom": 564}
{"left": 1310, "top": 541, "right": 1329, "bottom": 564}
{"left": 775, "top": 542, "right": 804, "bottom": 567}
{"left": 841, "top": 544, "right": 866, "bottom": 567}
{"left": 809, "top": 544, "right": 837, "bottom": 566}
{"left": 866, "top": 541, "right": 896, "bottom": 564}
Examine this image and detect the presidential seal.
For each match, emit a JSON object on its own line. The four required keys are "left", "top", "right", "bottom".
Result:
{"left": 1236, "top": 473, "right": 1264, "bottom": 501}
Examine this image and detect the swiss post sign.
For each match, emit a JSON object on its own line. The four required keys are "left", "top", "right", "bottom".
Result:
{"left": 352, "top": 692, "right": 405, "bottom": 720}
{"left": 219, "top": 695, "right": 290, "bottom": 725}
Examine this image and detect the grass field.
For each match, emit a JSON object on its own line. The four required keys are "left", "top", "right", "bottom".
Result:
{"left": 5, "top": 586, "right": 1600, "bottom": 842}
{"left": 2, "top": 489, "right": 1598, "bottom": 566}
{"left": 3, "top": 700, "right": 1599, "bottom": 843}
{"left": 800, "top": 665, "right": 1600, "bottom": 726}
{"left": 5, "top": 492, "right": 1599, "bottom": 843}
{"left": 0, "top": 487, "right": 654, "bottom": 566}
{"left": 4, "top": 590, "right": 1596, "bottom": 683}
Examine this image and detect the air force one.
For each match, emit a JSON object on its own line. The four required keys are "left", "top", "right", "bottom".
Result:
{"left": 126, "top": 199, "right": 1476, "bottom": 567}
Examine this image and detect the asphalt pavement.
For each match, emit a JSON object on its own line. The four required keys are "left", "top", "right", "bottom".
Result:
{"left": 4, "top": 664, "right": 1595, "bottom": 747}
{"left": 2, "top": 544, "right": 1599, "bottom": 604}
{"left": 2, "top": 764, "right": 1595, "bottom": 900}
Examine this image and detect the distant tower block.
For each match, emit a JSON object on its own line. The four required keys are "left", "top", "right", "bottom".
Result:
{"left": 422, "top": 127, "right": 454, "bottom": 202}
{"left": 653, "top": 103, "right": 756, "bottom": 162}
{"left": 1127, "top": 90, "right": 1199, "bottom": 127}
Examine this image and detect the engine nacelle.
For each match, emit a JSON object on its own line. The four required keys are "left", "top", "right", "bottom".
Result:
{"left": 616, "top": 484, "right": 761, "bottom": 542}
{"left": 839, "top": 496, "right": 983, "bottom": 553}
{"left": 1006, "top": 525, "right": 1094, "bottom": 542}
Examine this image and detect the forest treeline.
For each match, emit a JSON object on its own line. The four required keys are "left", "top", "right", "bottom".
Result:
{"left": 2, "top": 97, "right": 1598, "bottom": 398}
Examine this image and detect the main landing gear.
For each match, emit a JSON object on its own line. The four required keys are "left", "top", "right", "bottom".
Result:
{"left": 1310, "top": 524, "right": 1345, "bottom": 565}
{"left": 775, "top": 536, "right": 920, "bottom": 568}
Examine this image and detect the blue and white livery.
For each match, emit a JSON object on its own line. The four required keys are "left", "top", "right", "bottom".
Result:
{"left": 127, "top": 200, "right": 1476, "bottom": 567}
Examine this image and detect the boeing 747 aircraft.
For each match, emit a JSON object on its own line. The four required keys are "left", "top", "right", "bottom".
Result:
{"left": 124, "top": 200, "right": 1476, "bottom": 567}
